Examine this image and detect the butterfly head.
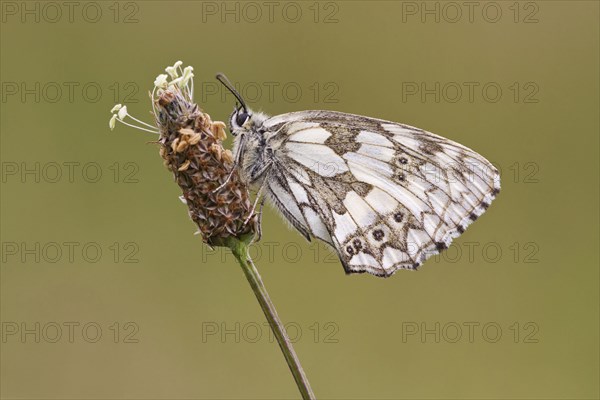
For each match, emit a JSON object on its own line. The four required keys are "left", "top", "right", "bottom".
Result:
{"left": 217, "top": 73, "right": 267, "bottom": 136}
{"left": 229, "top": 105, "right": 251, "bottom": 133}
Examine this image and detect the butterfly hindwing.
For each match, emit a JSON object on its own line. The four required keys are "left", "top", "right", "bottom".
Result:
{"left": 260, "top": 111, "right": 500, "bottom": 277}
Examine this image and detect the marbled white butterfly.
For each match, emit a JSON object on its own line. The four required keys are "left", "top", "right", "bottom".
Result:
{"left": 217, "top": 74, "right": 500, "bottom": 277}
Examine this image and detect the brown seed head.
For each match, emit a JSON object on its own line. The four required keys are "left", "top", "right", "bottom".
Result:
{"left": 155, "top": 89, "right": 255, "bottom": 246}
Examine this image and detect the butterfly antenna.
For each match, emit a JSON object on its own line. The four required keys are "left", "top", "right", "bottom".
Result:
{"left": 216, "top": 73, "right": 247, "bottom": 112}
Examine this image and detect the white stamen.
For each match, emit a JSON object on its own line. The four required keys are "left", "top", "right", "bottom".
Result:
{"left": 151, "top": 86, "right": 158, "bottom": 116}
{"left": 126, "top": 114, "right": 157, "bottom": 129}
{"left": 108, "top": 60, "right": 196, "bottom": 134}
{"left": 189, "top": 74, "right": 194, "bottom": 101}
{"left": 170, "top": 77, "right": 183, "bottom": 88}
{"left": 176, "top": 63, "right": 184, "bottom": 80}
{"left": 154, "top": 74, "right": 168, "bottom": 89}
{"left": 109, "top": 114, "right": 117, "bottom": 130}
{"left": 116, "top": 118, "right": 159, "bottom": 134}
{"left": 117, "top": 106, "right": 128, "bottom": 120}
{"left": 181, "top": 66, "right": 194, "bottom": 97}
{"left": 165, "top": 66, "right": 178, "bottom": 79}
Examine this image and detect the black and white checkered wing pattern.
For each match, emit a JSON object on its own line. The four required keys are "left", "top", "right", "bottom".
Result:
{"left": 262, "top": 111, "right": 500, "bottom": 277}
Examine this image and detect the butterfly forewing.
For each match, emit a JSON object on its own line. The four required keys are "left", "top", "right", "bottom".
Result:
{"left": 261, "top": 111, "right": 500, "bottom": 277}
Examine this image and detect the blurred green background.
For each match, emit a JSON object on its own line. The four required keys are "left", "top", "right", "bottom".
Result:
{"left": 1, "top": 1, "right": 598, "bottom": 399}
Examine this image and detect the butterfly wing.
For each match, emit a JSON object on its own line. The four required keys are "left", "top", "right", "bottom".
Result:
{"left": 261, "top": 111, "right": 500, "bottom": 277}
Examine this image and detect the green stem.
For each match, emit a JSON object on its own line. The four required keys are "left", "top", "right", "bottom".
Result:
{"left": 225, "top": 236, "right": 316, "bottom": 400}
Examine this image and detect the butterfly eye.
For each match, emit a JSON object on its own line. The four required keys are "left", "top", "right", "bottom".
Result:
{"left": 236, "top": 112, "right": 249, "bottom": 126}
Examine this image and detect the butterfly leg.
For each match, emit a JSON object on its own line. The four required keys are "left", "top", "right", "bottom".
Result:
{"left": 243, "top": 157, "right": 274, "bottom": 241}
{"left": 245, "top": 181, "right": 267, "bottom": 243}
{"left": 244, "top": 171, "right": 269, "bottom": 226}
{"left": 251, "top": 196, "right": 266, "bottom": 243}
{"left": 212, "top": 133, "right": 247, "bottom": 193}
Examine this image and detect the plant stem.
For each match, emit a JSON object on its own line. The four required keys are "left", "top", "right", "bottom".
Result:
{"left": 226, "top": 236, "right": 316, "bottom": 400}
